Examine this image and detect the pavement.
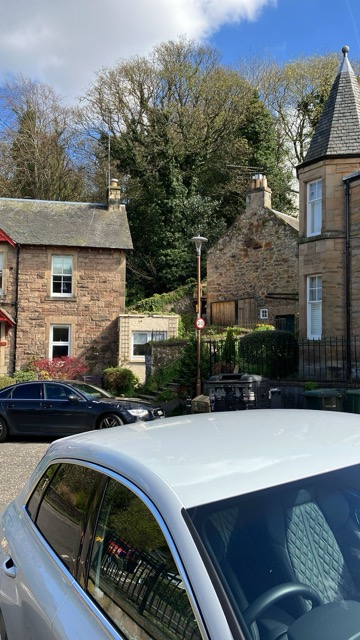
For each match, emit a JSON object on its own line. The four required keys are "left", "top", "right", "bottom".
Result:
{"left": 0, "top": 440, "right": 50, "bottom": 513}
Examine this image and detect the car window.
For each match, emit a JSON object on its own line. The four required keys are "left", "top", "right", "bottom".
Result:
{"left": 27, "top": 464, "right": 60, "bottom": 520}
{"left": 30, "top": 463, "right": 102, "bottom": 576}
{"left": 87, "top": 478, "right": 201, "bottom": 640}
{"left": 0, "top": 386, "right": 12, "bottom": 398}
{"left": 11, "top": 383, "right": 42, "bottom": 399}
{"left": 44, "top": 383, "right": 70, "bottom": 400}
{"left": 69, "top": 381, "right": 114, "bottom": 399}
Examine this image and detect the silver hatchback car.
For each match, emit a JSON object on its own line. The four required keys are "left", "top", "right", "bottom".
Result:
{"left": 2, "top": 409, "right": 360, "bottom": 639}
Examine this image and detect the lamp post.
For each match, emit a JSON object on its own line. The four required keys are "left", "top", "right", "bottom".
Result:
{"left": 191, "top": 235, "right": 208, "bottom": 397}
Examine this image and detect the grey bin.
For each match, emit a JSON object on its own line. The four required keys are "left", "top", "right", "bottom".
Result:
{"left": 203, "top": 373, "right": 270, "bottom": 411}
{"left": 346, "top": 389, "right": 360, "bottom": 414}
{"left": 304, "top": 388, "right": 345, "bottom": 412}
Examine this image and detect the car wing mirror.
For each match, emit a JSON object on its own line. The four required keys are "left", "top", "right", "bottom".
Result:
{"left": 67, "top": 394, "right": 80, "bottom": 402}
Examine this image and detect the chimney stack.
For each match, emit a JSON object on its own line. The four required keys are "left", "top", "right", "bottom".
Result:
{"left": 107, "top": 178, "right": 121, "bottom": 210}
{"left": 246, "top": 174, "right": 272, "bottom": 211}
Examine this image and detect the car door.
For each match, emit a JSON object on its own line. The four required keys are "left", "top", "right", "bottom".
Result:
{"left": 2, "top": 382, "right": 43, "bottom": 434}
{"left": 0, "top": 463, "right": 108, "bottom": 640}
{"left": 63, "top": 475, "right": 206, "bottom": 640}
{"left": 41, "top": 382, "right": 89, "bottom": 435}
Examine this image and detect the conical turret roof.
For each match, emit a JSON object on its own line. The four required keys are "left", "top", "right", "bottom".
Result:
{"left": 302, "top": 46, "right": 360, "bottom": 166}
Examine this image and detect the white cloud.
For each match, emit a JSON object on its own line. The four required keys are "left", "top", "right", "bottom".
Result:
{"left": 0, "top": 0, "right": 275, "bottom": 101}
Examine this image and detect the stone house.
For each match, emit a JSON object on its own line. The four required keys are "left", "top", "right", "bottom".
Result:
{"left": 0, "top": 179, "right": 132, "bottom": 376}
{"left": 297, "top": 46, "right": 360, "bottom": 343}
{"left": 206, "top": 175, "right": 299, "bottom": 332}
{"left": 118, "top": 313, "right": 180, "bottom": 383}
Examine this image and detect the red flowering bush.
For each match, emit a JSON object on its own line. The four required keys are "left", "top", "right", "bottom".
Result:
{"left": 33, "top": 357, "right": 88, "bottom": 380}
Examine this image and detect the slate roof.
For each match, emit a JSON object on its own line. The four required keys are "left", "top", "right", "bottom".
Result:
{"left": 0, "top": 198, "right": 133, "bottom": 250}
{"left": 301, "top": 46, "right": 360, "bottom": 166}
{"left": 300, "top": 47, "right": 360, "bottom": 166}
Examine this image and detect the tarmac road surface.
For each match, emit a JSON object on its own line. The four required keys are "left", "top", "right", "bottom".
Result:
{"left": 0, "top": 440, "right": 50, "bottom": 513}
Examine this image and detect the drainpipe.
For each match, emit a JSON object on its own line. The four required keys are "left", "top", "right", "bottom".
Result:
{"left": 12, "top": 244, "right": 20, "bottom": 373}
{"left": 343, "top": 171, "right": 360, "bottom": 380}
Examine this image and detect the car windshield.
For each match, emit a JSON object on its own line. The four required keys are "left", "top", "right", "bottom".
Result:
{"left": 187, "top": 464, "right": 360, "bottom": 640}
{"left": 69, "top": 382, "right": 114, "bottom": 400}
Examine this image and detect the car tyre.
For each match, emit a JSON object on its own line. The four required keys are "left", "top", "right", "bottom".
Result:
{"left": 0, "top": 417, "right": 8, "bottom": 443}
{"left": 0, "top": 609, "right": 8, "bottom": 640}
{"left": 98, "top": 414, "right": 124, "bottom": 429}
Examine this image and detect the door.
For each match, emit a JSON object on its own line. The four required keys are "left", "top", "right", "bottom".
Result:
{"left": 41, "top": 382, "right": 89, "bottom": 435}
{"left": 3, "top": 382, "right": 43, "bottom": 434}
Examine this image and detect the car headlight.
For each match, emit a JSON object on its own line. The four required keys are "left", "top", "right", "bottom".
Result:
{"left": 127, "top": 408, "right": 150, "bottom": 419}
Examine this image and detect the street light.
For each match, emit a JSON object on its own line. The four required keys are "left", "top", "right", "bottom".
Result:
{"left": 191, "top": 234, "right": 208, "bottom": 397}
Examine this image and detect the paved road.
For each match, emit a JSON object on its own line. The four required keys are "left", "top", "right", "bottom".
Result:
{"left": 0, "top": 440, "right": 50, "bottom": 513}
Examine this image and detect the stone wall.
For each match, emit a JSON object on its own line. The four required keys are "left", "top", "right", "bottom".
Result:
{"left": 8, "top": 245, "right": 126, "bottom": 374}
{"left": 298, "top": 158, "right": 360, "bottom": 338}
{"left": 207, "top": 177, "right": 299, "bottom": 328}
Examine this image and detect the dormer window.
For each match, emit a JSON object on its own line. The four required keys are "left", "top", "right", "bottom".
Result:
{"left": 307, "top": 179, "right": 322, "bottom": 236}
{"left": 51, "top": 256, "right": 73, "bottom": 297}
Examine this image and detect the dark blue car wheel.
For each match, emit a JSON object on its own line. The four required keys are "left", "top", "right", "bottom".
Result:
{"left": 98, "top": 414, "right": 124, "bottom": 429}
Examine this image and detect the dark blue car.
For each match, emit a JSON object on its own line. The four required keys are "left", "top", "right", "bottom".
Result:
{"left": 0, "top": 380, "right": 164, "bottom": 441}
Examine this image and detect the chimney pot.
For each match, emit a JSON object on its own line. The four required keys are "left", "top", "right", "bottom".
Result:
{"left": 107, "top": 177, "right": 121, "bottom": 210}
{"left": 246, "top": 174, "right": 272, "bottom": 211}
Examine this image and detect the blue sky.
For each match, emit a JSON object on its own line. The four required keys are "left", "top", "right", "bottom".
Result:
{"left": 0, "top": 0, "right": 360, "bottom": 102}
{"left": 210, "top": 0, "right": 360, "bottom": 66}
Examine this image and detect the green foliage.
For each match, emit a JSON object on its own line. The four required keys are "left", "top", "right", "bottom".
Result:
{"left": 140, "top": 356, "right": 182, "bottom": 396}
{"left": 1, "top": 76, "right": 88, "bottom": 201}
{"left": 12, "top": 370, "right": 37, "bottom": 382}
{"left": 0, "top": 376, "right": 15, "bottom": 388}
{"left": 176, "top": 334, "right": 210, "bottom": 397}
{"left": 221, "top": 328, "right": 237, "bottom": 369}
{"left": 304, "top": 380, "right": 318, "bottom": 391}
{"left": 103, "top": 367, "right": 139, "bottom": 397}
{"left": 127, "top": 282, "right": 195, "bottom": 313}
{"left": 84, "top": 38, "right": 291, "bottom": 298}
{"left": 254, "top": 323, "right": 275, "bottom": 331}
{"left": 239, "top": 330, "right": 299, "bottom": 378}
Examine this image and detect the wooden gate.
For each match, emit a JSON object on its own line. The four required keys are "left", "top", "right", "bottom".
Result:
{"left": 210, "top": 300, "right": 236, "bottom": 326}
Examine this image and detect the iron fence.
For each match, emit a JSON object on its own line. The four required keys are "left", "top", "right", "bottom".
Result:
{"left": 204, "top": 336, "right": 360, "bottom": 382}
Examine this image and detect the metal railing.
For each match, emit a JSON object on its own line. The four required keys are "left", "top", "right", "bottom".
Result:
{"left": 204, "top": 336, "right": 360, "bottom": 382}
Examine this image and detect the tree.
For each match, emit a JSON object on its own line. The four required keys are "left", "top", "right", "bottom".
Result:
{"left": 0, "top": 76, "right": 90, "bottom": 201}
{"left": 239, "top": 51, "right": 359, "bottom": 170}
{"left": 81, "top": 38, "right": 291, "bottom": 300}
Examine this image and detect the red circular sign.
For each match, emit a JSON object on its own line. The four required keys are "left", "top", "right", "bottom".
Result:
{"left": 195, "top": 317, "right": 206, "bottom": 330}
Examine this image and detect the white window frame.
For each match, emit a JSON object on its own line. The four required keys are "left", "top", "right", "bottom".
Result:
{"left": 307, "top": 179, "right": 322, "bottom": 237}
{"left": 307, "top": 275, "right": 322, "bottom": 340}
{"left": 49, "top": 325, "right": 71, "bottom": 359}
{"left": 259, "top": 308, "right": 268, "bottom": 320}
{"left": 51, "top": 255, "right": 73, "bottom": 297}
{"left": 132, "top": 331, "right": 167, "bottom": 359}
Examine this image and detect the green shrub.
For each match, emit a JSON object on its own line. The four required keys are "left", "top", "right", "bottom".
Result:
{"left": 176, "top": 335, "right": 210, "bottom": 397}
{"left": 12, "top": 370, "right": 38, "bottom": 382}
{"left": 103, "top": 367, "right": 139, "bottom": 397}
{"left": 253, "top": 323, "right": 275, "bottom": 331}
{"left": 222, "top": 328, "right": 237, "bottom": 369}
{"left": 304, "top": 380, "right": 318, "bottom": 391}
{"left": 0, "top": 376, "right": 15, "bottom": 388}
{"left": 239, "top": 330, "right": 298, "bottom": 378}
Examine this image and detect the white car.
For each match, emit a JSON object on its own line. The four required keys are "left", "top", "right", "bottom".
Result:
{"left": 1, "top": 409, "right": 360, "bottom": 639}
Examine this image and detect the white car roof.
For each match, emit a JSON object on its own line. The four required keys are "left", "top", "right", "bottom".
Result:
{"left": 42, "top": 409, "right": 360, "bottom": 509}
